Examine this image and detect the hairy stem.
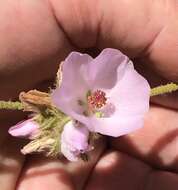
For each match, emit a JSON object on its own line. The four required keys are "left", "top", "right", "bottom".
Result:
{"left": 0, "top": 101, "right": 23, "bottom": 110}
{"left": 151, "top": 83, "right": 178, "bottom": 96}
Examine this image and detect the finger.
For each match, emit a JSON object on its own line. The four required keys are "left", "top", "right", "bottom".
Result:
{"left": 0, "top": 132, "right": 25, "bottom": 190}
{"left": 85, "top": 151, "right": 178, "bottom": 190}
{"left": 16, "top": 137, "right": 105, "bottom": 190}
{"left": 0, "top": 0, "right": 74, "bottom": 99}
{"left": 99, "top": 0, "right": 178, "bottom": 81}
{"left": 111, "top": 105, "right": 178, "bottom": 172}
{"left": 85, "top": 151, "right": 151, "bottom": 190}
{"left": 50, "top": 0, "right": 178, "bottom": 80}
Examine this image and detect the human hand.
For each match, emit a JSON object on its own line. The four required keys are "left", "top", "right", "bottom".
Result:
{"left": 1, "top": 0, "right": 178, "bottom": 189}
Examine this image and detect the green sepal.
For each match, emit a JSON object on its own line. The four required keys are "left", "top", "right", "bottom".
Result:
{"left": 24, "top": 107, "right": 71, "bottom": 157}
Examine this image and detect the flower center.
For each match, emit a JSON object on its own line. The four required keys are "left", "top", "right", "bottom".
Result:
{"left": 87, "top": 90, "right": 107, "bottom": 109}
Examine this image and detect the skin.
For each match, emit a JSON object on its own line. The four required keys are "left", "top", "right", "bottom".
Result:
{"left": 0, "top": 0, "right": 178, "bottom": 189}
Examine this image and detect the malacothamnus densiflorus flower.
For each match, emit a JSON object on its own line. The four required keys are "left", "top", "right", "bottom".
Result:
{"left": 52, "top": 48, "right": 151, "bottom": 137}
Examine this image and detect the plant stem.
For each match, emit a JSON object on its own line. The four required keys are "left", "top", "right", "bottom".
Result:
{"left": 0, "top": 101, "right": 23, "bottom": 110}
{"left": 151, "top": 83, "right": 178, "bottom": 97}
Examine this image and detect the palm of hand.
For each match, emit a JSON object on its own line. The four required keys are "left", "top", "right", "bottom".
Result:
{"left": 0, "top": 0, "right": 178, "bottom": 189}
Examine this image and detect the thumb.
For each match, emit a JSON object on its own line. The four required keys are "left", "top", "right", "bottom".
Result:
{"left": 50, "top": 0, "right": 178, "bottom": 81}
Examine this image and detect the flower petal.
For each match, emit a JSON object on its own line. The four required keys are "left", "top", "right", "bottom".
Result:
{"left": 88, "top": 62, "right": 150, "bottom": 137}
{"left": 62, "top": 121, "right": 89, "bottom": 150}
{"left": 89, "top": 115, "right": 145, "bottom": 137}
{"left": 81, "top": 48, "right": 129, "bottom": 90}
{"left": 61, "top": 142, "right": 79, "bottom": 162}
{"left": 52, "top": 52, "right": 93, "bottom": 117}
{"left": 8, "top": 119, "right": 39, "bottom": 139}
{"left": 109, "top": 62, "right": 150, "bottom": 116}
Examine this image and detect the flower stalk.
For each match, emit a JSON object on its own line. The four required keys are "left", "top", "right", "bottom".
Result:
{"left": 150, "top": 83, "right": 178, "bottom": 97}
{"left": 0, "top": 101, "right": 23, "bottom": 110}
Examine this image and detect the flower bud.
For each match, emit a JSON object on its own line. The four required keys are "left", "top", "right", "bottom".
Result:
{"left": 61, "top": 121, "right": 90, "bottom": 161}
{"left": 8, "top": 119, "right": 39, "bottom": 139}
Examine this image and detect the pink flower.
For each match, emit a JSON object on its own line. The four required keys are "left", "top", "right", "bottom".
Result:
{"left": 8, "top": 119, "right": 39, "bottom": 139}
{"left": 52, "top": 48, "right": 150, "bottom": 137}
{"left": 61, "top": 121, "right": 90, "bottom": 161}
